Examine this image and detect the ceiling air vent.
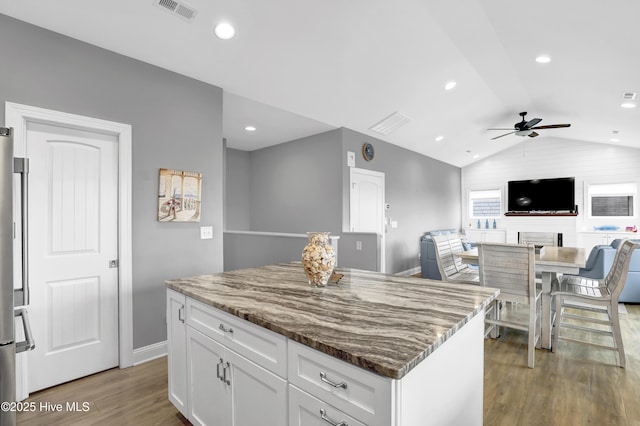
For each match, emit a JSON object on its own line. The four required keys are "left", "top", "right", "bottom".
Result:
{"left": 154, "top": 0, "right": 197, "bottom": 22}
{"left": 369, "top": 112, "right": 412, "bottom": 136}
{"left": 622, "top": 92, "right": 637, "bottom": 100}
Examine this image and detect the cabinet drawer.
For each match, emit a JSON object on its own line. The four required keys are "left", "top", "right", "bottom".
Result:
{"left": 289, "top": 385, "right": 366, "bottom": 426}
{"left": 186, "top": 298, "right": 287, "bottom": 378}
{"left": 288, "top": 341, "right": 391, "bottom": 426}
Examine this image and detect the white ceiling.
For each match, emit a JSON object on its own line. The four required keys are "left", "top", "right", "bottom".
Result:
{"left": 2, "top": 0, "right": 639, "bottom": 167}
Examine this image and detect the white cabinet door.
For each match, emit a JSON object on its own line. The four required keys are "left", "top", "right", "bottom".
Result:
{"left": 167, "top": 290, "right": 188, "bottom": 417}
{"left": 185, "top": 319, "right": 287, "bottom": 426}
{"left": 465, "top": 229, "right": 506, "bottom": 244}
{"left": 229, "top": 349, "right": 287, "bottom": 426}
{"left": 580, "top": 232, "right": 631, "bottom": 253}
{"left": 187, "top": 327, "right": 229, "bottom": 426}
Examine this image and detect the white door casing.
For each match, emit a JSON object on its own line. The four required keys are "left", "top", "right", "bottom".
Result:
{"left": 26, "top": 122, "right": 119, "bottom": 392}
{"left": 349, "top": 168, "right": 385, "bottom": 273}
{"left": 6, "top": 102, "right": 132, "bottom": 400}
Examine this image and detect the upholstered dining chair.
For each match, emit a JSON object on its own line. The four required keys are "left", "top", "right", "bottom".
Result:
{"left": 477, "top": 242, "right": 541, "bottom": 368}
{"left": 551, "top": 239, "right": 639, "bottom": 368}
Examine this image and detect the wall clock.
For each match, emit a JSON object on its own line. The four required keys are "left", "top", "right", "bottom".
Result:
{"left": 362, "top": 143, "right": 374, "bottom": 161}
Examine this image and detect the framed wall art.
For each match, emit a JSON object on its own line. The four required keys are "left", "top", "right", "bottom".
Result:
{"left": 158, "top": 168, "right": 202, "bottom": 222}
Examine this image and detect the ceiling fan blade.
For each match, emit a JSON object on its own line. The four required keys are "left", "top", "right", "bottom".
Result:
{"left": 528, "top": 131, "right": 539, "bottom": 138}
{"left": 490, "top": 131, "right": 517, "bottom": 140}
{"left": 530, "top": 124, "right": 571, "bottom": 130}
{"left": 525, "top": 118, "right": 542, "bottom": 128}
{"left": 487, "top": 128, "right": 516, "bottom": 130}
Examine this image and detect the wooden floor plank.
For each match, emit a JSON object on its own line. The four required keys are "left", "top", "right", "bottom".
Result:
{"left": 17, "top": 304, "right": 640, "bottom": 425}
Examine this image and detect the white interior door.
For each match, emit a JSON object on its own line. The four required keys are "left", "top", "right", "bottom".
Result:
{"left": 26, "top": 121, "right": 119, "bottom": 392}
{"left": 349, "top": 168, "right": 385, "bottom": 272}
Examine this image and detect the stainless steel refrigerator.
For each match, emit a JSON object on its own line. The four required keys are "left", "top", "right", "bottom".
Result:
{"left": 0, "top": 127, "right": 35, "bottom": 426}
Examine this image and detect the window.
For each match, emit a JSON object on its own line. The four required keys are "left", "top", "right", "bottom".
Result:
{"left": 588, "top": 182, "right": 636, "bottom": 217}
{"left": 469, "top": 189, "right": 502, "bottom": 218}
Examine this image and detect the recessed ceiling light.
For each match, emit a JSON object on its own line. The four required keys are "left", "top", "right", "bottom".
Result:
{"left": 473, "top": 154, "right": 480, "bottom": 159}
{"left": 535, "top": 56, "right": 551, "bottom": 63}
{"left": 444, "top": 81, "right": 457, "bottom": 91}
{"left": 214, "top": 22, "right": 235, "bottom": 40}
{"left": 435, "top": 135, "right": 444, "bottom": 142}
{"left": 620, "top": 102, "right": 637, "bottom": 109}
{"left": 244, "top": 125, "right": 256, "bottom": 132}
{"left": 610, "top": 138, "right": 620, "bottom": 142}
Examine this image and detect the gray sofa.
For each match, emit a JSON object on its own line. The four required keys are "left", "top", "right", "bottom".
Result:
{"left": 576, "top": 238, "right": 640, "bottom": 303}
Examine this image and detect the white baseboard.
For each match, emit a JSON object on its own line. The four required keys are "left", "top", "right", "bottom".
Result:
{"left": 132, "top": 340, "right": 167, "bottom": 366}
{"left": 395, "top": 266, "right": 421, "bottom": 277}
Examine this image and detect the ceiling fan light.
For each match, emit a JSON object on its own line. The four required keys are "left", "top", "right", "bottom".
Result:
{"left": 444, "top": 81, "right": 457, "bottom": 91}
{"left": 515, "top": 130, "right": 534, "bottom": 137}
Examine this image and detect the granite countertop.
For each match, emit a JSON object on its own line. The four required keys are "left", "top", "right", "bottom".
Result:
{"left": 166, "top": 262, "right": 498, "bottom": 380}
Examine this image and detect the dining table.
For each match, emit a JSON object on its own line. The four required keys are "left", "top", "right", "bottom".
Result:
{"left": 457, "top": 245, "right": 586, "bottom": 349}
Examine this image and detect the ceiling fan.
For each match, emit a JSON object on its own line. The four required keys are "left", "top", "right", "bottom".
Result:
{"left": 488, "top": 112, "right": 571, "bottom": 140}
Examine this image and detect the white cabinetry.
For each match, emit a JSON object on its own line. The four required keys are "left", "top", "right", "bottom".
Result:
{"left": 579, "top": 232, "right": 634, "bottom": 253}
{"left": 167, "top": 289, "right": 188, "bottom": 417}
{"left": 465, "top": 229, "right": 506, "bottom": 244}
{"left": 289, "top": 385, "right": 366, "bottom": 426}
{"left": 187, "top": 326, "right": 228, "bottom": 426}
{"left": 168, "top": 292, "right": 287, "bottom": 426}
{"left": 187, "top": 327, "right": 287, "bottom": 426}
{"left": 288, "top": 341, "right": 391, "bottom": 425}
{"left": 168, "top": 290, "right": 486, "bottom": 426}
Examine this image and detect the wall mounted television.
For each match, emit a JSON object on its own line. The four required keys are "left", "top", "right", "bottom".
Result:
{"left": 507, "top": 177, "right": 576, "bottom": 213}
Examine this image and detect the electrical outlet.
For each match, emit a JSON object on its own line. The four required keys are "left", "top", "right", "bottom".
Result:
{"left": 200, "top": 226, "right": 213, "bottom": 240}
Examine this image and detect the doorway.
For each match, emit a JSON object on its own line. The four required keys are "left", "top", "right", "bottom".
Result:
{"left": 349, "top": 167, "right": 385, "bottom": 272}
{"left": 6, "top": 102, "right": 132, "bottom": 399}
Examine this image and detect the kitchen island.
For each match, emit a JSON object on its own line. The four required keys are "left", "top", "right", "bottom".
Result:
{"left": 166, "top": 262, "right": 498, "bottom": 426}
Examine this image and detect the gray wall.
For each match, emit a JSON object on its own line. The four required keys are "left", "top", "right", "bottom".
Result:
{"left": 225, "top": 126, "right": 462, "bottom": 274}
{"left": 225, "top": 148, "right": 251, "bottom": 230}
{"left": 340, "top": 128, "right": 462, "bottom": 273}
{"left": 0, "top": 14, "right": 224, "bottom": 350}
{"left": 249, "top": 129, "right": 343, "bottom": 233}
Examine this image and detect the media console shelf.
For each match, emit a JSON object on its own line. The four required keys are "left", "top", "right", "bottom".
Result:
{"left": 504, "top": 212, "right": 578, "bottom": 217}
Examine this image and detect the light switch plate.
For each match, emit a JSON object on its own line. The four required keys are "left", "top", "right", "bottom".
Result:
{"left": 200, "top": 226, "right": 213, "bottom": 240}
{"left": 347, "top": 151, "right": 355, "bottom": 167}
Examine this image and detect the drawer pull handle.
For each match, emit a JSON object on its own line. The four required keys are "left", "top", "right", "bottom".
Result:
{"left": 320, "top": 372, "right": 348, "bottom": 389}
{"left": 320, "top": 408, "right": 348, "bottom": 426}
{"left": 219, "top": 323, "right": 234, "bottom": 334}
{"left": 223, "top": 361, "right": 231, "bottom": 386}
{"left": 216, "top": 358, "right": 224, "bottom": 382}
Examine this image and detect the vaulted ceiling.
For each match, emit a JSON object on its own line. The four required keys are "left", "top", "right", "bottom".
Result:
{"left": 2, "top": 0, "right": 639, "bottom": 167}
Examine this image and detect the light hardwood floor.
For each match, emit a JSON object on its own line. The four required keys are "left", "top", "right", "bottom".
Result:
{"left": 17, "top": 304, "right": 640, "bottom": 425}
